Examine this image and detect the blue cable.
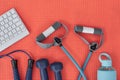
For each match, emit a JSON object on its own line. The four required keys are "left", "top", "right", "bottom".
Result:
{"left": 60, "top": 46, "right": 87, "bottom": 80}
{"left": 0, "top": 55, "right": 14, "bottom": 60}
{"left": 5, "top": 50, "right": 31, "bottom": 59}
{"left": 0, "top": 50, "right": 31, "bottom": 59}
{"left": 77, "top": 51, "right": 93, "bottom": 80}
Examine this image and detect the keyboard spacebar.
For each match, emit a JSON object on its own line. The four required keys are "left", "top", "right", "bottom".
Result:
{"left": 0, "top": 31, "right": 29, "bottom": 52}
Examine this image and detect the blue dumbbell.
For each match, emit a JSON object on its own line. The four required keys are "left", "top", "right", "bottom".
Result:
{"left": 36, "top": 59, "right": 49, "bottom": 80}
{"left": 50, "top": 62, "right": 63, "bottom": 80}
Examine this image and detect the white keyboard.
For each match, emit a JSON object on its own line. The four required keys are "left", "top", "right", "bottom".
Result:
{"left": 0, "top": 8, "right": 29, "bottom": 52}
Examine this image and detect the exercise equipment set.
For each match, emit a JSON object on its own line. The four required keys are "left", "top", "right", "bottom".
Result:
{"left": 0, "top": 7, "right": 117, "bottom": 80}
{"left": 0, "top": 21, "right": 116, "bottom": 80}
{"left": 36, "top": 58, "right": 63, "bottom": 80}
{"left": 74, "top": 26, "right": 104, "bottom": 80}
{"left": 97, "top": 53, "right": 116, "bottom": 80}
{"left": 0, "top": 50, "right": 34, "bottom": 80}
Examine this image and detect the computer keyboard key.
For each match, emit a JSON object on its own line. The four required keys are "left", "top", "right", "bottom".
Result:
{"left": 16, "top": 21, "right": 21, "bottom": 26}
{"left": 5, "top": 38, "right": 9, "bottom": 42}
{"left": 0, "top": 32, "right": 4, "bottom": 36}
{"left": 4, "top": 34, "right": 8, "bottom": 38}
{"left": 4, "top": 29, "right": 8, "bottom": 33}
{"left": 0, "top": 37, "right": 4, "bottom": 41}
{"left": 6, "top": 12, "right": 11, "bottom": 16}
{"left": 19, "top": 25, "right": 25, "bottom": 29}
{"left": 5, "top": 24, "right": 9, "bottom": 28}
{"left": 0, "top": 26, "right": 5, "bottom": 30}
{"left": 3, "top": 14, "right": 7, "bottom": 18}
{"left": 0, "top": 21, "right": 4, "bottom": 25}
{"left": 13, "top": 33, "right": 18, "bottom": 37}
{"left": 1, "top": 41, "right": 5, "bottom": 44}
{"left": 8, "top": 26, "right": 12, "bottom": 31}
{"left": 9, "top": 35, "right": 14, "bottom": 40}
{"left": 16, "top": 27, "right": 20, "bottom": 31}
{"left": 12, "top": 14, "right": 17, "bottom": 18}
{"left": 17, "top": 31, "right": 21, "bottom": 34}
{"left": 0, "top": 17, "right": 3, "bottom": 21}
{"left": 8, "top": 32, "right": 12, "bottom": 36}
{"left": 12, "top": 29, "right": 16, "bottom": 33}
{"left": 13, "top": 18, "right": 19, "bottom": 23}
{"left": 12, "top": 24, "right": 16, "bottom": 28}
{"left": 4, "top": 19, "right": 9, "bottom": 23}
{"left": 9, "top": 21, "right": 13, "bottom": 25}
{"left": 8, "top": 16, "right": 12, "bottom": 21}
{"left": 22, "top": 27, "right": 26, "bottom": 31}
{"left": 10, "top": 9, "right": 16, "bottom": 14}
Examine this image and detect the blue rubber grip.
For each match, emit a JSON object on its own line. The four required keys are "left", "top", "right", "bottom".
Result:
{"left": 55, "top": 72, "right": 62, "bottom": 80}
{"left": 26, "top": 59, "right": 34, "bottom": 80}
{"left": 40, "top": 69, "right": 49, "bottom": 80}
{"left": 13, "top": 68, "right": 20, "bottom": 80}
{"left": 26, "top": 68, "right": 33, "bottom": 80}
{"left": 11, "top": 60, "right": 20, "bottom": 80}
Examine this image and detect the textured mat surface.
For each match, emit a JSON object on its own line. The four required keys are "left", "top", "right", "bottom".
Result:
{"left": 0, "top": 0, "right": 120, "bottom": 80}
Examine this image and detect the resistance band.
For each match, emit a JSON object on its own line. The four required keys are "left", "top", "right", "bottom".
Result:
{"left": 36, "top": 22, "right": 87, "bottom": 80}
{"left": 74, "top": 26, "right": 104, "bottom": 80}
{"left": 0, "top": 50, "right": 34, "bottom": 80}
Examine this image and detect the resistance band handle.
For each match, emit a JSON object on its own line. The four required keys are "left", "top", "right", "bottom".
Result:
{"left": 25, "top": 59, "right": 34, "bottom": 80}
{"left": 36, "top": 22, "right": 62, "bottom": 42}
{"left": 11, "top": 60, "right": 20, "bottom": 80}
{"left": 74, "top": 26, "right": 102, "bottom": 35}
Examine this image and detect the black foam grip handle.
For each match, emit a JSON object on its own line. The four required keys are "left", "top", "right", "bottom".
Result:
{"left": 75, "top": 26, "right": 102, "bottom": 35}
{"left": 74, "top": 26, "right": 83, "bottom": 33}
{"left": 94, "top": 28, "right": 103, "bottom": 35}
{"left": 36, "top": 22, "right": 62, "bottom": 42}
{"left": 40, "top": 69, "right": 49, "bottom": 80}
{"left": 25, "top": 59, "right": 34, "bottom": 80}
{"left": 55, "top": 72, "right": 62, "bottom": 80}
{"left": 11, "top": 60, "right": 20, "bottom": 80}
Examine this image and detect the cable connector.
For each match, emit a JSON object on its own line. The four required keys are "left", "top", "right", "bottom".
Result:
{"left": 89, "top": 42, "right": 98, "bottom": 52}
{"left": 54, "top": 37, "right": 62, "bottom": 46}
